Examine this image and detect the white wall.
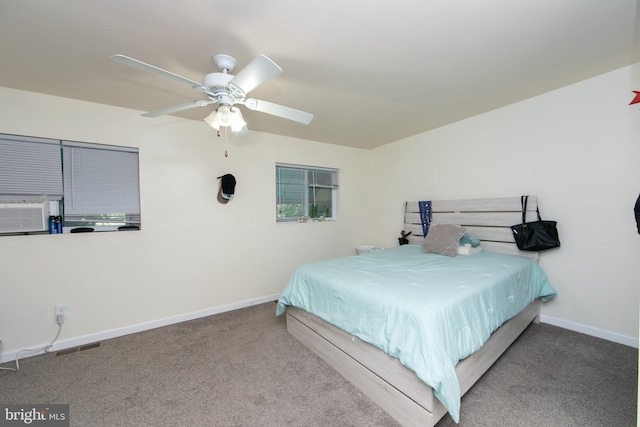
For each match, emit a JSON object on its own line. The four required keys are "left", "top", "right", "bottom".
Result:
{"left": 0, "top": 87, "right": 371, "bottom": 361}
{"left": 370, "top": 63, "right": 640, "bottom": 346}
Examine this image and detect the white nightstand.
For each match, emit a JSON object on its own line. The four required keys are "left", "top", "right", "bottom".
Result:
{"left": 356, "top": 246, "right": 385, "bottom": 255}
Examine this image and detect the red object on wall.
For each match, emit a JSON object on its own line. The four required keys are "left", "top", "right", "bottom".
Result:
{"left": 630, "top": 91, "right": 640, "bottom": 105}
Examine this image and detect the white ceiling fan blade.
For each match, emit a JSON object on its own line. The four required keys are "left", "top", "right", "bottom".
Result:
{"left": 142, "top": 100, "right": 214, "bottom": 117}
{"left": 244, "top": 98, "right": 313, "bottom": 124}
{"left": 229, "top": 55, "right": 282, "bottom": 95}
{"left": 110, "top": 54, "right": 205, "bottom": 91}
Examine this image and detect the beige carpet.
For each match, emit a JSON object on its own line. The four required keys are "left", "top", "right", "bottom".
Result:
{"left": 1, "top": 302, "right": 637, "bottom": 426}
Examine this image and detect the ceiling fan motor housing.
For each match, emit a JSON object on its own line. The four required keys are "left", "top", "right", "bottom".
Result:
{"left": 202, "top": 72, "right": 241, "bottom": 106}
{"left": 203, "top": 72, "right": 233, "bottom": 93}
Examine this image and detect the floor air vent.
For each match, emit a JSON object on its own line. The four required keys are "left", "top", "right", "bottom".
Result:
{"left": 55, "top": 342, "right": 101, "bottom": 356}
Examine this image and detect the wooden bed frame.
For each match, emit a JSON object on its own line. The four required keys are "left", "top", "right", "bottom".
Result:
{"left": 284, "top": 197, "right": 543, "bottom": 426}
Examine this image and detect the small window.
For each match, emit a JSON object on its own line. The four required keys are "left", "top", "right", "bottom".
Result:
{"left": 276, "top": 163, "right": 338, "bottom": 222}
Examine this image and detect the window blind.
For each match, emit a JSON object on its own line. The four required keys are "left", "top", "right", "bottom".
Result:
{"left": 0, "top": 134, "right": 63, "bottom": 199}
{"left": 276, "top": 166, "right": 306, "bottom": 206}
{"left": 309, "top": 169, "right": 338, "bottom": 189}
{"left": 62, "top": 141, "right": 140, "bottom": 217}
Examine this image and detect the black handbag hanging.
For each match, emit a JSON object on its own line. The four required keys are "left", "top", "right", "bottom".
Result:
{"left": 511, "top": 195, "right": 560, "bottom": 251}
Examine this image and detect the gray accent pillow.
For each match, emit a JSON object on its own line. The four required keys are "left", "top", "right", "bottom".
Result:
{"left": 421, "top": 224, "right": 467, "bottom": 257}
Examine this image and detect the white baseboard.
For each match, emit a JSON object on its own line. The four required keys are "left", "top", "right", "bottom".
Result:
{"left": 0, "top": 294, "right": 280, "bottom": 365}
{"left": 539, "top": 314, "right": 639, "bottom": 348}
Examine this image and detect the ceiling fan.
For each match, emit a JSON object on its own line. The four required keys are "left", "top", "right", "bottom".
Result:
{"left": 110, "top": 53, "right": 313, "bottom": 133}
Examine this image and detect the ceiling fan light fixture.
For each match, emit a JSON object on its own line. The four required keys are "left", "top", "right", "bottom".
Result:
{"left": 218, "top": 105, "right": 232, "bottom": 125}
{"left": 204, "top": 106, "right": 247, "bottom": 132}
{"left": 234, "top": 125, "right": 250, "bottom": 137}
{"left": 203, "top": 110, "right": 221, "bottom": 130}
{"left": 229, "top": 107, "right": 247, "bottom": 132}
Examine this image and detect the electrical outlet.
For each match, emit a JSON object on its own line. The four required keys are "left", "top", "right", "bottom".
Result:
{"left": 54, "top": 304, "right": 69, "bottom": 322}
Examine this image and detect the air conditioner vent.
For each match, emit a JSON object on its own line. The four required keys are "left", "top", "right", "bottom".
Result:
{"left": 0, "top": 202, "right": 49, "bottom": 233}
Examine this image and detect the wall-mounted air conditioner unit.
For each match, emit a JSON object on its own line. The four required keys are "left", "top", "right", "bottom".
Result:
{"left": 0, "top": 202, "right": 49, "bottom": 233}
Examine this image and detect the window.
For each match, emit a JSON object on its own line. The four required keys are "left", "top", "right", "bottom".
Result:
{"left": 0, "top": 135, "right": 64, "bottom": 234}
{"left": 276, "top": 163, "right": 338, "bottom": 222}
{"left": 0, "top": 133, "right": 140, "bottom": 234}
{"left": 0, "top": 135, "right": 63, "bottom": 200}
{"left": 62, "top": 141, "right": 140, "bottom": 230}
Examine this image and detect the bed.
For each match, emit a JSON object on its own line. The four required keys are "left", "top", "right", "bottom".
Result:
{"left": 276, "top": 197, "right": 557, "bottom": 426}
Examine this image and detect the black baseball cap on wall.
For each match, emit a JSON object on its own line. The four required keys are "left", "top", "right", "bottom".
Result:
{"left": 217, "top": 174, "right": 236, "bottom": 204}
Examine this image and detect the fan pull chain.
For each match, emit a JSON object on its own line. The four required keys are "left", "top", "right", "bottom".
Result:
{"left": 215, "top": 128, "right": 230, "bottom": 157}
{"left": 224, "top": 127, "right": 229, "bottom": 157}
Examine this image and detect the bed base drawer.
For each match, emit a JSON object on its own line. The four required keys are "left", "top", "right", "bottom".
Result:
{"left": 285, "top": 299, "right": 540, "bottom": 426}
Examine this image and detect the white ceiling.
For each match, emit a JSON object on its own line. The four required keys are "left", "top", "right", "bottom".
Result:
{"left": 1, "top": 1, "right": 638, "bottom": 149}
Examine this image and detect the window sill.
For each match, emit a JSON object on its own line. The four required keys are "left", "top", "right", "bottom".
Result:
{"left": 277, "top": 218, "right": 336, "bottom": 224}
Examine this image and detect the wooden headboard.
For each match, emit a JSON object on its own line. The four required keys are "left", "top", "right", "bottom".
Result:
{"left": 403, "top": 196, "right": 539, "bottom": 261}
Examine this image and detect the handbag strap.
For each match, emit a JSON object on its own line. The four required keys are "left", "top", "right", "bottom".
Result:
{"left": 521, "top": 195, "right": 543, "bottom": 223}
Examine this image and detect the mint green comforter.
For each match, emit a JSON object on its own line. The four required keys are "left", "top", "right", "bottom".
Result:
{"left": 276, "top": 245, "right": 556, "bottom": 422}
